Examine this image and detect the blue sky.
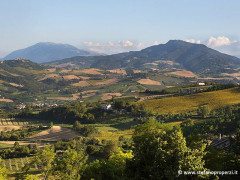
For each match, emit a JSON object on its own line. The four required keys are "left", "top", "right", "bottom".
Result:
{"left": 0, "top": 0, "right": 240, "bottom": 56}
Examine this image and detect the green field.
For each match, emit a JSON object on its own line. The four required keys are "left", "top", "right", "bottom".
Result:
{"left": 140, "top": 87, "right": 240, "bottom": 114}
{"left": 0, "top": 143, "right": 14, "bottom": 149}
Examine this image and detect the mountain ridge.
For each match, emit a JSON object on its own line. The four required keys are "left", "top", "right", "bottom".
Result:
{"left": 3, "top": 42, "right": 102, "bottom": 63}
{"left": 46, "top": 40, "right": 240, "bottom": 73}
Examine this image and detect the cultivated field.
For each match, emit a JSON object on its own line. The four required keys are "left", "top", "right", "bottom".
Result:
{"left": 0, "top": 98, "right": 13, "bottom": 102}
{"left": 0, "top": 126, "right": 20, "bottom": 132}
{"left": 101, "top": 93, "right": 122, "bottom": 101}
{"left": 140, "top": 87, "right": 240, "bottom": 114}
{"left": 96, "top": 79, "right": 118, "bottom": 85}
{"left": 9, "top": 83, "right": 23, "bottom": 87}
{"left": 63, "top": 75, "right": 79, "bottom": 80}
{"left": 108, "top": 69, "right": 127, "bottom": 75}
{"left": 71, "top": 81, "right": 90, "bottom": 87}
{"left": 47, "top": 97, "right": 74, "bottom": 101}
{"left": 137, "top": 78, "right": 162, "bottom": 85}
{"left": 40, "top": 73, "right": 60, "bottom": 80}
{"left": 74, "top": 68, "right": 102, "bottom": 75}
{"left": 26, "top": 126, "right": 81, "bottom": 141}
{"left": 167, "top": 70, "right": 197, "bottom": 78}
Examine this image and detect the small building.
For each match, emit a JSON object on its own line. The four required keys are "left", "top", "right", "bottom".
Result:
{"left": 101, "top": 104, "right": 112, "bottom": 110}
{"left": 198, "top": 82, "right": 205, "bottom": 86}
{"left": 16, "top": 104, "right": 26, "bottom": 110}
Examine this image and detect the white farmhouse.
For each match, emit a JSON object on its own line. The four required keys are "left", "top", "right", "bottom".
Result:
{"left": 101, "top": 104, "right": 112, "bottom": 110}
{"left": 198, "top": 82, "right": 205, "bottom": 86}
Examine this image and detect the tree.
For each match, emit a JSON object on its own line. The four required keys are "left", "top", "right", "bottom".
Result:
{"left": 180, "top": 118, "right": 194, "bottom": 127}
{"left": 82, "top": 149, "right": 133, "bottom": 180}
{"left": 73, "top": 120, "right": 82, "bottom": 131}
{"left": 55, "top": 149, "right": 88, "bottom": 180}
{"left": 49, "top": 122, "right": 53, "bottom": 128}
{"left": 0, "top": 158, "right": 8, "bottom": 180}
{"left": 102, "top": 140, "right": 118, "bottom": 158}
{"left": 31, "top": 144, "right": 56, "bottom": 180}
{"left": 225, "top": 106, "right": 233, "bottom": 116}
{"left": 24, "top": 174, "right": 39, "bottom": 180}
{"left": 127, "top": 119, "right": 206, "bottom": 179}
{"left": 198, "top": 105, "right": 210, "bottom": 118}
{"left": 230, "top": 132, "right": 240, "bottom": 155}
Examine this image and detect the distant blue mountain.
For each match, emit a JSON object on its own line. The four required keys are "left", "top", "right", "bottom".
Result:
{"left": 4, "top": 42, "right": 102, "bottom": 63}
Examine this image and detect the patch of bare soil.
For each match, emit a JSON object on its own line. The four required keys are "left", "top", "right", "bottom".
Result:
{"left": 137, "top": 78, "right": 162, "bottom": 85}
{"left": 167, "top": 70, "right": 197, "bottom": 78}
{"left": 101, "top": 93, "right": 122, "bottom": 101}
{"left": 77, "top": 68, "right": 102, "bottom": 75}
{"left": 9, "top": 83, "right": 23, "bottom": 87}
{"left": 108, "top": 69, "right": 127, "bottom": 75}
{"left": 63, "top": 75, "right": 79, "bottom": 80}
{"left": 71, "top": 81, "right": 90, "bottom": 87}
{"left": 47, "top": 97, "right": 73, "bottom": 101}
{"left": 0, "top": 98, "right": 13, "bottom": 102}
{"left": 79, "top": 76, "right": 91, "bottom": 80}
{"left": 26, "top": 126, "right": 81, "bottom": 141}
{"left": 0, "top": 126, "right": 20, "bottom": 132}
{"left": 40, "top": 74, "right": 60, "bottom": 81}
{"left": 96, "top": 79, "right": 118, "bottom": 85}
{"left": 47, "top": 68, "right": 56, "bottom": 72}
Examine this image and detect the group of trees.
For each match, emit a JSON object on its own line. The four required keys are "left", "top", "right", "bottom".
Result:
{"left": 17, "top": 118, "right": 219, "bottom": 180}
{"left": 0, "top": 125, "right": 48, "bottom": 141}
{"left": 0, "top": 143, "right": 38, "bottom": 159}
{"left": 184, "top": 107, "right": 240, "bottom": 139}
{"left": 38, "top": 102, "right": 96, "bottom": 124}
{"left": 73, "top": 121, "right": 99, "bottom": 137}
{"left": 145, "top": 83, "right": 237, "bottom": 96}
{"left": 126, "top": 119, "right": 207, "bottom": 179}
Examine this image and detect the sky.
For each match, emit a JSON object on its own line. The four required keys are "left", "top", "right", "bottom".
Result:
{"left": 0, "top": 0, "right": 240, "bottom": 57}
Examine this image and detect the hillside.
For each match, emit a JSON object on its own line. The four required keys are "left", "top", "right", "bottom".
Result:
{"left": 140, "top": 87, "right": 240, "bottom": 114}
{"left": 0, "top": 59, "right": 198, "bottom": 107}
{"left": 46, "top": 40, "right": 240, "bottom": 74}
{"left": 4, "top": 42, "right": 101, "bottom": 63}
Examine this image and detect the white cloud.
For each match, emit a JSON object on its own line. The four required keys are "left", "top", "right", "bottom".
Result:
{"left": 196, "top": 40, "right": 201, "bottom": 44}
{"left": 185, "top": 36, "right": 240, "bottom": 56}
{"left": 153, "top": 41, "right": 159, "bottom": 45}
{"left": 185, "top": 39, "right": 201, "bottom": 44}
{"left": 206, "top": 36, "right": 231, "bottom": 48}
{"left": 81, "top": 40, "right": 145, "bottom": 54}
{"left": 204, "top": 36, "right": 240, "bottom": 56}
{"left": 81, "top": 37, "right": 240, "bottom": 57}
{"left": 121, "top": 40, "right": 134, "bottom": 47}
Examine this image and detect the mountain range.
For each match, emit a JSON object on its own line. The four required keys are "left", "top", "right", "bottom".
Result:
{"left": 46, "top": 40, "right": 240, "bottom": 74}
{"left": 3, "top": 42, "right": 102, "bottom": 63}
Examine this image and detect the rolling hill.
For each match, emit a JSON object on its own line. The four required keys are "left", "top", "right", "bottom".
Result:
{"left": 4, "top": 42, "right": 102, "bottom": 63}
{"left": 0, "top": 58, "right": 197, "bottom": 106}
{"left": 46, "top": 40, "right": 240, "bottom": 73}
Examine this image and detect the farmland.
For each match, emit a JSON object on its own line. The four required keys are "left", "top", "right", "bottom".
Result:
{"left": 140, "top": 87, "right": 240, "bottom": 114}
{"left": 1, "top": 59, "right": 238, "bottom": 109}
{"left": 26, "top": 126, "right": 81, "bottom": 141}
